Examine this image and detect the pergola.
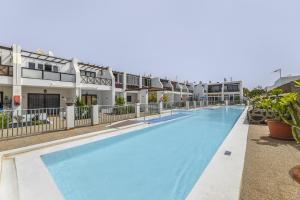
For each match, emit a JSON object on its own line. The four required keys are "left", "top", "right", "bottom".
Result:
{"left": 21, "top": 50, "right": 71, "bottom": 64}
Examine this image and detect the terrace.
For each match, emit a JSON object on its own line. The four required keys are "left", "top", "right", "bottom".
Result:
{"left": 21, "top": 50, "right": 76, "bottom": 83}
{"left": 142, "top": 77, "right": 151, "bottom": 88}
{"left": 208, "top": 84, "right": 222, "bottom": 93}
{"left": 172, "top": 81, "right": 181, "bottom": 92}
{"left": 78, "top": 62, "right": 112, "bottom": 86}
{"left": 160, "top": 79, "right": 173, "bottom": 91}
{"left": 224, "top": 83, "right": 240, "bottom": 92}
{"left": 126, "top": 73, "right": 140, "bottom": 90}
{"left": 22, "top": 68, "right": 75, "bottom": 82}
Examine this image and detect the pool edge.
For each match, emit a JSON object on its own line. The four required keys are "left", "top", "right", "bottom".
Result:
{"left": 186, "top": 106, "right": 249, "bottom": 200}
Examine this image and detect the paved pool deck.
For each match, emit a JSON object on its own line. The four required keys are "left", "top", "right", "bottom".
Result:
{"left": 0, "top": 124, "right": 109, "bottom": 152}
{"left": 240, "top": 125, "right": 300, "bottom": 200}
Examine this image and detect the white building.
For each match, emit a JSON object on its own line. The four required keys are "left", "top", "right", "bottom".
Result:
{"left": 0, "top": 43, "right": 244, "bottom": 110}
{"left": 194, "top": 80, "right": 243, "bottom": 104}
{"left": 0, "top": 44, "right": 115, "bottom": 110}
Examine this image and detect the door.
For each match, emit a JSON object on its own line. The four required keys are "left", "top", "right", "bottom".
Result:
{"left": 0, "top": 92, "right": 3, "bottom": 110}
{"left": 28, "top": 94, "right": 60, "bottom": 109}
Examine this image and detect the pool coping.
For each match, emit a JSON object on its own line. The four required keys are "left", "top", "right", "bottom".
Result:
{"left": 187, "top": 106, "right": 249, "bottom": 200}
{"left": 0, "top": 106, "right": 248, "bottom": 200}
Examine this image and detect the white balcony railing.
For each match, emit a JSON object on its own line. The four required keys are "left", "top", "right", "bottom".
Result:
{"left": 22, "top": 68, "right": 75, "bottom": 82}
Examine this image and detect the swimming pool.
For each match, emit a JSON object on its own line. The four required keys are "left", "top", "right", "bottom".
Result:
{"left": 42, "top": 106, "right": 244, "bottom": 200}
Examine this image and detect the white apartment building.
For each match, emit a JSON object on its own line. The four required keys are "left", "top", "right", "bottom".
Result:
{"left": 0, "top": 44, "right": 115, "bottom": 111}
{"left": 0, "top": 43, "right": 244, "bottom": 111}
{"left": 194, "top": 80, "right": 243, "bottom": 104}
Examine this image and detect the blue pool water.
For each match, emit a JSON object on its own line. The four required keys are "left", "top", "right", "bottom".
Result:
{"left": 42, "top": 106, "right": 244, "bottom": 200}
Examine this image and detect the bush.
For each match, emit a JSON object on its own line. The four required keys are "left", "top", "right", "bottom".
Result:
{"left": 0, "top": 113, "right": 10, "bottom": 128}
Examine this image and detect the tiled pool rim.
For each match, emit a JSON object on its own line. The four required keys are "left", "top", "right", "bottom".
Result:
{"left": 0, "top": 106, "right": 249, "bottom": 200}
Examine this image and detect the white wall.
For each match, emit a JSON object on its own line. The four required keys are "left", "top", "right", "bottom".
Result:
{"left": 151, "top": 77, "right": 163, "bottom": 88}
{"left": 126, "top": 92, "right": 138, "bottom": 103}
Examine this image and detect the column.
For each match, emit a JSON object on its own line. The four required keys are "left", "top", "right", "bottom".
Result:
{"left": 12, "top": 44, "right": 22, "bottom": 112}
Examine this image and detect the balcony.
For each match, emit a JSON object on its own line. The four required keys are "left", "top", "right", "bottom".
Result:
{"left": 81, "top": 75, "right": 112, "bottom": 86}
{"left": 142, "top": 78, "right": 151, "bottom": 88}
{"left": 22, "top": 68, "right": 75, "bottom": 82}
{"left": 115, "top": 82, "right": 123, "bottom": 88}
{"left": 0, "top": 65, "right": 13, "bottom": 76}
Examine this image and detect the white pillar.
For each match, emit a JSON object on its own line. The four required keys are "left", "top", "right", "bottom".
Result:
{"left": 92, "top": 105, "right": 99, "bottom": 125}
{"left": 157, "top": 91, "right": 163, "bottom": 103}
{"left": 108, "top": 67, "right": 115, "bottom": 106}
{"left": 135, "top": 103, "right": 140, "bottom": 118}
{"left": 193, "top": 101, "right": 196, "bottom": 108}
{"left": 158, "top": 102, "right": 163, "bottom": 114}
{"left": 12, "top": 44, "right": 22, "bottom": 111}
{"left": 66, "top": 105, "right": 75, "bottom": 129}
{"left": 72, "top": 58, "right": 81, "bottom": 101}
{"left": 186, "top": 101, "right": 189, "bottom": 110}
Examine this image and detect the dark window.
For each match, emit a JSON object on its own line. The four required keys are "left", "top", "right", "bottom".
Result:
{"left": 28, "top": 62, "right": 35, "bottom": 69}
{"left": 52, "top": 66, "right": 58, "bottom": 72}
{"left": 90, "top": 72, "right": 96, "bottom": 78}
{"left": 44, "top": 64, "right": 52, "bottom": 71}
{"left": 86, "top": 71, "right": 91, "bottom": 77}
{"left": 0, "top": 92, "right": 3, "bottom": 109}
{"left": 127, "top": 95, "right": 132, "bottom": 102}
{"left": 0, "top": 56, "right": 2, "bottom": 65}
{"left": 38, "top": 64, "right": 43, "bottom": 70}
{"left": 80, "top": 70, "right": 85, "bottom": 76}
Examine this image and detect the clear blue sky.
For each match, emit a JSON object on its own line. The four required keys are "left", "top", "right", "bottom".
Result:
{"left": 1, "top": 0, "right": 299, "bottom": 88}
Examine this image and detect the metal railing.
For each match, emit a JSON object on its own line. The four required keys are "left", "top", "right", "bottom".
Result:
{"left": 188, "top": 101, "right": 194, "bottom": 108}
{"left": 74, "top": 106, "right": 92, "bottom": 127}
{"left": 0, "top": 107, "right": 66, "bottom": 140}
{"left": 140, "top": 103, "right": 160, "bottom": 118}
{"left": 80, "top": 75, "right": 112, "bottom": 86}
{"left": 99, "top": 105, "right": 136, "bottom": 124}
{"left": 22, "top": 68, "right": 75, "bottom": 82}
{"left": 0, "top": 65, "right": 13, "bottom": 76}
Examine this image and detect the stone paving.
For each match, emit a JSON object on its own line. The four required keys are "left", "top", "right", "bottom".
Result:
{"left": 240, "top": 125, "right": 300, "bottom": 200}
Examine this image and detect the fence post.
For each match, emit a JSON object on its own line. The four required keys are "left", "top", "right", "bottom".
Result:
{"left": 186, "top": 101, "right": 189, "bottom": 110}
{"left": 66, "top": 105, "right": 75, "bottom": 129}
{"left": 92, "top": 105, "right": 99, "bottom": 125}
{"left": 135, "top": 103, "right": 140, "bottom": 118}
{"left": 158, "top": 101, "right": 163, "bottom": 114}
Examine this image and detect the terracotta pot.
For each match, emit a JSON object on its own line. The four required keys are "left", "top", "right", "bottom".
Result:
{"left": 290, "top": 165, "right": 300, "bottom": 184}
{"left": 266, "top": 119, "right": 293, "bottom": 140}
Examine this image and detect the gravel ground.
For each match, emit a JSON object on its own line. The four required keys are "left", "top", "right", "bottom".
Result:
{"left": 240, "top": 125, "right": 300, "bottom": 200}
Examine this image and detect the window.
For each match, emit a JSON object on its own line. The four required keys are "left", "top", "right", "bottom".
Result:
{"left": 127, "top": 95, "right": 132, "bottom": 102}
{"left": 0, "top": 56, "right": 2, "bottom": 65}
{"left": 80, "top": 70, "right": 85, "bottom": 76}
{"left": 90, "top": 72, "right": 96, "bottom": 78}
{"left": 28, "top": 62, "right": 35, "bottom": 69}
{"left": 38, "top": 64, "right": 43, "bottom": 70}
{"left": 52, "top": 66, "right": 58, "bottom": 72}
{"left": 44, "top": 64, "right": 52, "bottom": 71}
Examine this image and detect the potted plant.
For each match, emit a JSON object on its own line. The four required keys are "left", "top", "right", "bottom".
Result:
{"left": 259, "top": 88, "right": 295, "bottom": 140}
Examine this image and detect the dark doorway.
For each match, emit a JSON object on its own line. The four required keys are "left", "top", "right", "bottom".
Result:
{"left": 81, "top": 94, "right": 97, "bottom": 106}
{"left": 28, "top": 93, "right": 60, "bottom": 109}
{"left": 0, "top": 92, "right": 3, "bottom": 110}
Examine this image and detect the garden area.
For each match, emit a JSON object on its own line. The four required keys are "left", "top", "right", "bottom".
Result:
{"left": 241, "top": 80, "right": 300, "bottom": 200}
